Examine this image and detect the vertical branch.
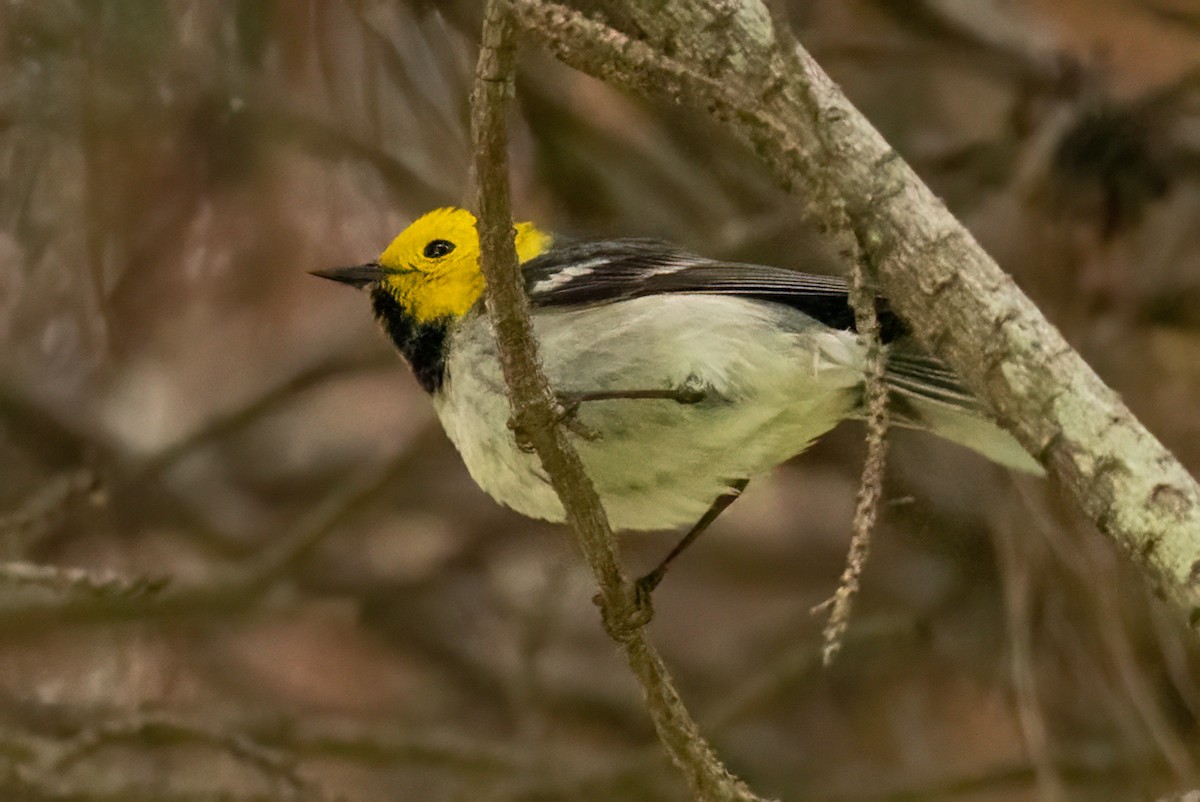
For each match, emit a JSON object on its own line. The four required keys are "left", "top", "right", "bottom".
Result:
{"left": 469, "top": 2, "right": 764, "bottom": 799}
{"left": 470, "top": 0, "right": 625, "bottom": 633}
{"left": 818, "top": 248, "right": 890, "bottom": 665}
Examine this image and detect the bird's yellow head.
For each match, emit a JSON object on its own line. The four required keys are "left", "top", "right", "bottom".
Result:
{"left": 314, "top": 207, "right": 552, "bottom": 324}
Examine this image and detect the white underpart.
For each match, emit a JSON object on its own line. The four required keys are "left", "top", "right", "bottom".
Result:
{"left": 434, "top": 295, "right": 864, "bottom": 531}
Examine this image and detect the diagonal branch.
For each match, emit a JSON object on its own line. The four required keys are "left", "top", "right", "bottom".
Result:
{"left": 510, "top": 0, "right": 1200, "bottom": 635}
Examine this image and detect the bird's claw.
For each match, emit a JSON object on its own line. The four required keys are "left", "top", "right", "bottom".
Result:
{"left": 553, "top": 394, "right": 600, "bottom": 441}
{"left": 507, "top": 398, "right": 599, "bottom": 452}
{"left": 595, "top": 586, "right": 655, "bottom": 642}
{"left": 633, "top": 570, "right": 663, "bottom": 612}
{"left": 507, "top": 415, "right": 538, "bottom": 454}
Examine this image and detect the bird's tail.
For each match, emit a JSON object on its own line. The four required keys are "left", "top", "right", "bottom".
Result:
{"left": 883, "top": 352, "right": 1044, "bottom": 475}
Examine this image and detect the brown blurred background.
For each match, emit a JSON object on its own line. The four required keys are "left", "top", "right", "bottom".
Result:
{"left": 2, "top": 1, "right": 1200, "bottom": 800}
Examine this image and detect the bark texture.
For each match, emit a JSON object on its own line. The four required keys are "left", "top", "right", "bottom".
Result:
{"left": 511, "top": 0, "right": 1200, "bottom": 626}
{"left": 471, "top": 2, "right": 765, "bottom": 799}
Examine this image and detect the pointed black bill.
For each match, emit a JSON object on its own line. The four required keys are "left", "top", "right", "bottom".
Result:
{"left": 310, "top": 262, "right": 386, "bottom": 289}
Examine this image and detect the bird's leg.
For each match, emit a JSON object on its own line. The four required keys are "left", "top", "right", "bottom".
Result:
{"left": 551, "top": 385, "right": 707, "bottom": 443}
{"left": 530, "top": 385, "right": 709, "bottom": 449}
{"left": 559, "top": 387, "right": 708, "bottom": 407}
{"left": 556, "top": 385, "right": 706, "bottom": 417}
{"left": 633, "top": 478, "right": 749, "bottom": 611}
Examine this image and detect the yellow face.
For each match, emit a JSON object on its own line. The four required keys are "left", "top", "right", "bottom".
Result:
{"left": 373, "top": 207, "right": 552, "bottom": 324}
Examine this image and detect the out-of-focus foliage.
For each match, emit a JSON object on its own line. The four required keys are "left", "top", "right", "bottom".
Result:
{"left": 1, "top": 1, "right": 1199, "bottom": 800}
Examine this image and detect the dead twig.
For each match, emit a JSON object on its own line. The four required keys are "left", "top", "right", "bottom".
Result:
{"left": 814, "top": 235, "right": 891, "bottom": 665}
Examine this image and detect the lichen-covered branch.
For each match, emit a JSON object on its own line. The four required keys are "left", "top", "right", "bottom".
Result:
{"left": 469, "top": 2, "right": 764, "bottom": 799}
{"left": 510, "top": 0, "right": 1200, "bottom": 632}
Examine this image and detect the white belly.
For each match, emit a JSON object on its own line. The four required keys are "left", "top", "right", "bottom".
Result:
{"left": 433, "top": 295, "right": 864, "bottom": 531}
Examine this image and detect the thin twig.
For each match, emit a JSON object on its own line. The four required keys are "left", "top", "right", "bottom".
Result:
{"left": 469, "top": 2, "right": 764, "bottom": 799}
{"left": 816, "top": 249, "right": 890, "bottom": 665}
{"left": 471, "top": 0, "right": 626, "bottom": 612}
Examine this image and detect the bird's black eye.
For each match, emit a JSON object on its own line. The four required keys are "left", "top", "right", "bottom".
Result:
{"left": 423, "top": 239, "right": 455, "bottom": 259}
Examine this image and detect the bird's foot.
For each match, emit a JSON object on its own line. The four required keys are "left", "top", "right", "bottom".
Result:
{"left": 507, "top": 397, "right": 599, "bottom": 454}
{"left": 552, "top": 393, "right": 601, "bottom": 441}
{"left": 507, "top": 414, "right": 538, "bottom": 454}
{"left": 633, "top": 568, "right": 664, "bottom": 611}
{"left": 595, "top": 584, "right": 655, "bottom": 642}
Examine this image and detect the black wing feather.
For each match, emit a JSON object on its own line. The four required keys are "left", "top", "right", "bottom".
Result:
{"left": 524, "top": 239, "right": 907, "bottom": 342}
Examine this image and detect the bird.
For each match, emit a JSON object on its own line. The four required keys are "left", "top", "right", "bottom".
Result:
{"left": 313, "top": 206, "right": 1041, "bottom": 593}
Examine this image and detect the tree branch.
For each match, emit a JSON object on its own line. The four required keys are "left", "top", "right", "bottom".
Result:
{"left": 469, "top": 1, "right": 763, "bottom": 798}
{"left": 510, "top": 0, "right": 1200, "bottom": 632}
{"left": 816, "top": 245, "right": 891, "bottom": 665}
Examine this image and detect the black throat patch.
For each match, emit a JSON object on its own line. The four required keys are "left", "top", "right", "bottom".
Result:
{"left": 370, "top": 289, "right": 450, "bottom": 394}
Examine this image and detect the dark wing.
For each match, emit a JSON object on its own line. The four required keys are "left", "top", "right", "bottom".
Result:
{"left": 523, "top": 239, "right": 907, "bottom": 342}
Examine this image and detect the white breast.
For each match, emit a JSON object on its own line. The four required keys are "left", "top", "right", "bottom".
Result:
{"left": 433, "top": 295, "right": 864, "bottom": 531}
